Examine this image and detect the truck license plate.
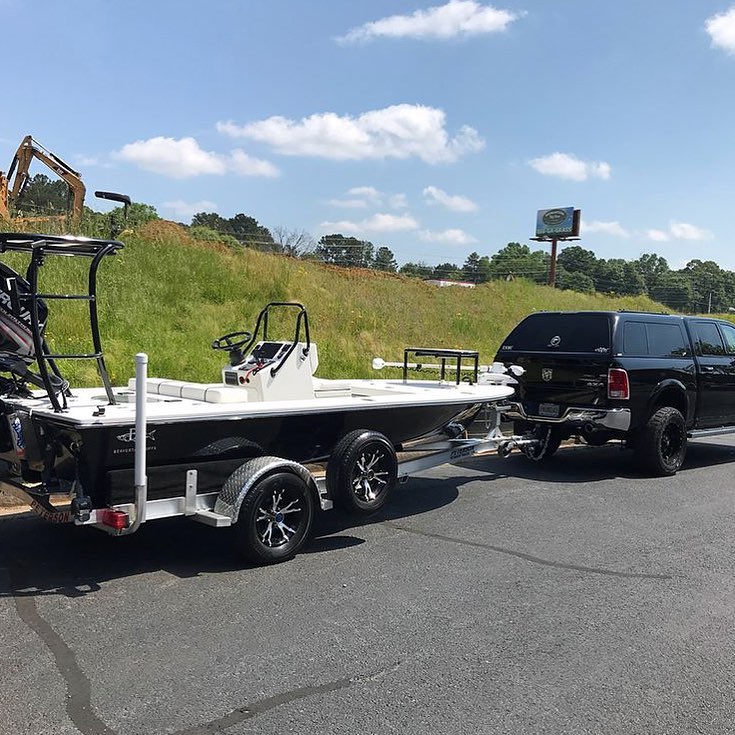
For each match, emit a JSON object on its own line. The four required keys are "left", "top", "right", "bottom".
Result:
{"left": 538, "top": 403, "right": 560, "bottom": 418}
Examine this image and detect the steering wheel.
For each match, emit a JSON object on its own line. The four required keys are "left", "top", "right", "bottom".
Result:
{"left": 211, "top": 331, "right": 252, "bottom": 352}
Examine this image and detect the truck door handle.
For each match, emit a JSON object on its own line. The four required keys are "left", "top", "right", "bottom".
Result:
{"left": 701, "top": 365, "right": 715, "bottom": 372}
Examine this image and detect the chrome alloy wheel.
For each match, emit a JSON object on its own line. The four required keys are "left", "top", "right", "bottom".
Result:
{"left": 255, "top": 487, "right": 303, "bottom": 548}
{"left": 351, "top": 448, "right": 391, "bottom": 503}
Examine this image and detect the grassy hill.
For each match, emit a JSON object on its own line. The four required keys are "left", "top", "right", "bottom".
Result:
{"left": 6, "top": 222, "right": 691, "bottom": 387}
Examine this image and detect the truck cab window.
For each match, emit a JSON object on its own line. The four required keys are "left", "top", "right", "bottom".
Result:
{"left": 693, "top": 322, "right": 726, "bottom": 356}
{"left": 718, "top": 323, "right": 735, "bottom": 355}
{"left": 646, "top": 323, "right": 688, "bottom": 357}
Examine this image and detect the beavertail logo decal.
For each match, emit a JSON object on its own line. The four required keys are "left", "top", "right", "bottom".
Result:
{"left": 113, "top": 428, "right": 158, "bottom": 455}
{"left": 541, "top": 368, "right": 553, "bottom": 382}
{"left": 116, "top": 428, "right": 157, "bottom": 443}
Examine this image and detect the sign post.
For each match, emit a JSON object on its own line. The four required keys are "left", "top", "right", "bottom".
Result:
{"left": 530, "top": 207, "right": 581, "bottom": 287}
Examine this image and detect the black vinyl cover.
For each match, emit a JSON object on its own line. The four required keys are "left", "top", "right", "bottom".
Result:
{"left": 0, "top": 262, "right": 47, "bottom": 357}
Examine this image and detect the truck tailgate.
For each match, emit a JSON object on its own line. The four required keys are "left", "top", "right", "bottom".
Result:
{"left": 511, "top": 353, "right": 610, "bottom": 416}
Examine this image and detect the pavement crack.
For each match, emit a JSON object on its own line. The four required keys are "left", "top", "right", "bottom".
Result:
{"left": 172, "top": 662, "right": 401, "bottom": 735}
{"left": 0, "top": 567, "right": 118, "bottom": 735}
{"left": 382, "top": 522, "right": 674, "bottom": 580}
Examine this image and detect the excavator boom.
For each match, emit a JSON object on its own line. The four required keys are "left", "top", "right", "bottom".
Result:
{"left": 1, "top": 135, "right": 86, "bottom": 225}
{"left": 0, "top": 171, "right": 8, "bottom": 221}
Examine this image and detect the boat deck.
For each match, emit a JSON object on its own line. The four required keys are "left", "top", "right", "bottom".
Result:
{"left": 15, "top": 377, "right": 515, "bottom": 428}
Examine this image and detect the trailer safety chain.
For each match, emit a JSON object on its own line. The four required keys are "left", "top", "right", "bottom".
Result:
{"left": 522, "top": 426, "right": 552, "bottom": 461}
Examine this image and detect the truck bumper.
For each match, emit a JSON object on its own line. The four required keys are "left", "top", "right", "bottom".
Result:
{"left": 504, "top": 402, "right": 632, "bottom": 433}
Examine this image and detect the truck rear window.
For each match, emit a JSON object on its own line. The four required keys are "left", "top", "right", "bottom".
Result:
{"left": 499, "top": 313, "right": 610, "bottom": 353}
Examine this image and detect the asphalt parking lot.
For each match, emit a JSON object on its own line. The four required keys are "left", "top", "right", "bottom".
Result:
{"left": 3, "top": 436, "right": 735, "bottom": 735}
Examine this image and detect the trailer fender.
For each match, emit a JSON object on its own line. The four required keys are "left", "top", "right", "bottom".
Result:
{"left": 214, "top": 455, "right": 320, "bottom": 522}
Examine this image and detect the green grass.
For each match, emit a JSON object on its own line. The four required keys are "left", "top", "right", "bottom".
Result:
{"left": 6, "top": 222, "right": 683, "bottom": 387}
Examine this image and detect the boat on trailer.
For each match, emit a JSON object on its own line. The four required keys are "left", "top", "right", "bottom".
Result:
{"left": 0, "top": 232, "right": 530, "bottom": 564}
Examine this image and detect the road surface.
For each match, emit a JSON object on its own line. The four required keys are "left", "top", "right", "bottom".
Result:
{"left": 2, "top": 437, "right": 735, "bottom": 735}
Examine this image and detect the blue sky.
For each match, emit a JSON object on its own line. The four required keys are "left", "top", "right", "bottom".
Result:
{"left": 4, "top": 0, "right": 735, "bottom": 269}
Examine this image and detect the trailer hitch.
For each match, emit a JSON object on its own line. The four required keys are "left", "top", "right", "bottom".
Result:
{"left": 497, "top": 436, "right": 542, "bottom": 459}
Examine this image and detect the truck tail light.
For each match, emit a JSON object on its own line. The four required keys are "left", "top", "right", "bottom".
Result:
{"left": 608, "top": 368, "right": 630, "bottom": 400}
{"left": 99, "top": 509, "right": 129, "bottom": 530}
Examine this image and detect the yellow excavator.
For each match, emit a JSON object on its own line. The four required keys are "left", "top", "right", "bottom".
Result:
{"left": 0, "top": 135, "right": 86, "bottom": 225}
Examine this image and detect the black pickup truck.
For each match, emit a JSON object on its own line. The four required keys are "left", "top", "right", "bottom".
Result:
{"left": 496, "top": 310, "right": 735, "bottom": 475}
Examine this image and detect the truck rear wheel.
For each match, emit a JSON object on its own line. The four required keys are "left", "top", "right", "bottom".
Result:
{"left": 635, "top": 406, "right": 687, "bottom": 476}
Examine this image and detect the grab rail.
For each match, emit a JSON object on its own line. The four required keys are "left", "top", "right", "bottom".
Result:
{"left": 238, "top": 302, "right": 311, "bottom": 377}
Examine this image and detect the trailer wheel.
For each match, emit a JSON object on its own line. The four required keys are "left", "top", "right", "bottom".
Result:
{"left": 236, "top": 471, "right": 314, "bottom": 564}
{"left": 635, "top": 406, "right": 687, "bottom": 476}
{"left": 327, "top": 430, "right": 397, "bottom": 515}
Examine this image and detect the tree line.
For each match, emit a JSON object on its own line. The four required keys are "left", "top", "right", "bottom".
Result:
{"left": 10, "top": 174, "right": 735, "bottom": 313}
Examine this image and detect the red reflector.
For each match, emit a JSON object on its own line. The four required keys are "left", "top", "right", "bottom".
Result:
{"left": 100, "top": 509, "right": 129, "bottom": 530}
{"left": 608, "top": 368, "right": 629, "bottom": 400}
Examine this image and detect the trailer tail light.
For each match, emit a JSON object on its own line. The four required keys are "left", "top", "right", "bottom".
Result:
{"left": 607, "top": 368, "right": 630, "bottom": 400}
{"left": 99, "top": 509, "right": 129, "bottom": 530}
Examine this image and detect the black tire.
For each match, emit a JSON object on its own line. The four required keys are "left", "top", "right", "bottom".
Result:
{"left": 635, "top": 406, "right": 687, "bottom": 476}
{"left": 523, "top": 425, "right": 562, "bottom": 461}
{"left": 235, "top": 471, "right": 314, "bottom": 564}
{"left": 327, "top": 430, "right": 398, "bottom": 515}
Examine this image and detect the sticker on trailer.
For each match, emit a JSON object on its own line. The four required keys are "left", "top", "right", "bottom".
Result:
{"left": 30, "top": 500, "right": 73, "bottom": 524}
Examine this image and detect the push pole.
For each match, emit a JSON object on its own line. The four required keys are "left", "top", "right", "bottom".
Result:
{"left": 129, "top": 352, "right": 149, "bottom": 531}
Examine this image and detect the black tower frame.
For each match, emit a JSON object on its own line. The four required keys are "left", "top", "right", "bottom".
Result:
{"left": 0, "top": 233, "right": 122, "bottom": 411}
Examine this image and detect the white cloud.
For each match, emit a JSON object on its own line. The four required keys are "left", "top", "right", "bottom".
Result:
{"left": 160, "top": 200, "right": 218, "bottom": 219}
{"left": 581, "top": 220, "right": 629, "bottom": 237}
{"left": 115, "top": 137, "right": 227, "bottom": 178}
{"left": 347, "top": 186, "right": 382, "bottom": 201}
{"left": 328, "top": 187, "right": 408, "bottom": 210}
{"left": 114, "top": 136, "right": 279, "bottom": 179}
{"left": 706, "top": 7, "right": 735, "bottom": 54}
{"left": 529, "top": 152, "right": 611, "bottom": 181}
{"left": 646, "top": 222, "right": 713, "bottom": 242}
{"left": 419, "top": 228, "right": 478, "bottom": 244}
{"left": 336, "top": 0, "right": 522, "bottom": 43}
{"left": 319, "top": 213, "right": 419, "bottom": 234}
{"left": 217, "top": 104, "right": 485, "bottom": 164}
{"left": 646, "top": 229, "right": 670, "bottom": 242}
{"left": 423, "top": 185, "right": 478, "bottom": 212}
{"left": 229, "top": 149, "right": 280, "bottom": 177}
{"left": 669, "top": 221, "right": 712, "bottom": 240}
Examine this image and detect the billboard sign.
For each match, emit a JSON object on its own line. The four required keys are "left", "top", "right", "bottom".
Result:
{"left": 536, "top": 207, "right": 580, "bottom": 238}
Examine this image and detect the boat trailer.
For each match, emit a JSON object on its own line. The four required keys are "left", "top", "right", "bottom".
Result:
{"left": 2, "top": 352, "right": 540, "bottom": 563}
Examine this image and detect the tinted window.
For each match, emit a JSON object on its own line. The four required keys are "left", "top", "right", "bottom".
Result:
{"left": 623, "top": 322, "right": 648, "bottom": 355}
{"left": 647, "top": 323, "right": 688, "bottom": 357}
{"left": 500, "top": 313, "right": 610, "bottom": 353}
{"left": 720, "top": 323, "right": 735, "bottom": 355}
{"left": 693, "top": 322, "right": 726, "bottom": 356}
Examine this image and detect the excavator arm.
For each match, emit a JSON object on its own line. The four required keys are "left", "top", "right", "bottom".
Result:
{"left": 3, "top": 135, "right": 86, "bottom": 225}
{"left": 0, "top": 171, "right": 8, "bottom": 221}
